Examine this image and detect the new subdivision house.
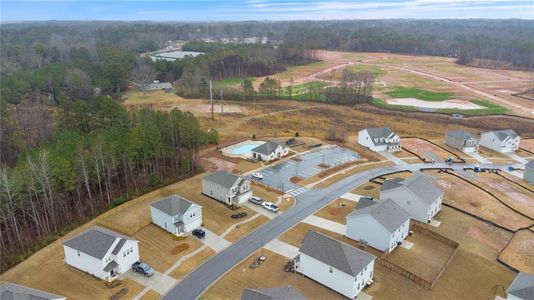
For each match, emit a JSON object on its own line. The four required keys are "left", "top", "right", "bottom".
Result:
{"left": 445, "top": 130, "right": 479, "bottom": 153}
{"left": 380, "top": 174, "right": 443, "bottom": 223}
{"left": 480, "top": 130, "right": 520, "bottom": 153}
{"left": 150, "top": 194, "right": 202, "bottom": 236}
{"left": 523, "top": 161, "right": 534, "bottom": 184}
{"left": 241, "top": 285, "right": 306, "bottom": 300}
{"left": 251, "top": 141, "right": 289, "bottom": 161}
{"left": 202, "top": 171, "right": 252, "bottom": 205}
{"left": 63, "top": 226, "right": 139, "bottom": 281}
{"left": 358, "top": 127, "right": 401, "bottom": 152}
{"left": 346, "top": 198, "right": 411, "bottom": 253}
{"left": 507, "top": 272, "right": 534, "bottom": 300}
{"left": 294, "top": 231, "right": 376, "bottom": 299}
{"left": 0, "top": 282, "right": 65, "bottom": 300}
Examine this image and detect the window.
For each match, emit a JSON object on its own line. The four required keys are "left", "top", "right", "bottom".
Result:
{"left": 329, "top": 267, "right": 333, "bottom": 273}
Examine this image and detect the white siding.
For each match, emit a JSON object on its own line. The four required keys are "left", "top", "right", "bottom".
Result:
{"left": 346, "top": 215, "right": 391, "bottom": 252}
{"left": 151, "top": 206, "right": 177, "bottom": 234}
{"left": 480, "top": 132, "right": 520, "bottom": 153}
{"left": 358, "top": 130, "right": 374, "bottom": 150}
{"left": 202, "top": 178, "right": 232, "bottom": 204}
{"left": 181, "top": 206, "right": 202, "bottom": 232}
{"left": 151, "top": 205, "right": 202, "bottom": 235}
{"left": 113, "top": 240, "right": 140, "bottom": 274}
{"left": 64, "top": 245, "right": 106, "bottom": 279}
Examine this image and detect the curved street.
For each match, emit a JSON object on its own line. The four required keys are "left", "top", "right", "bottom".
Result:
{"left": 163, "top": 162, "right": 521, "bottom": 300}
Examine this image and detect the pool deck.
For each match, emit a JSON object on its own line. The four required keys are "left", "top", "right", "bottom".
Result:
{"left": 222, "top": 140, "right": 265, "bottom": 159}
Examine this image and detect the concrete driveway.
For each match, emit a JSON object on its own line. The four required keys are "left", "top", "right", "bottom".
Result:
{"left": 199, "top": 227, "right": 231, "bottom": 253}
{"left": 126, "top": 270, "right": 177, "bottom": 295}
{"left": 302, "top": 215, "right": 346, "bottom": 235}
{"left": 264, "top": 239, "right": 300, "bottom": 258}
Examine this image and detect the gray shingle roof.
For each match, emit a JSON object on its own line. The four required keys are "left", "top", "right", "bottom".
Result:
{"left": 347, "top": 199, "right": 410, "bottom": 233}
{"left": 151, "top": 195, "right": 198, "bottom": 217}
{"left": 356, "top": 197, "right": 376, "bottom": 209}
{"left": 112, "top": 238, "right": 127, "bottom": 255}
{"left": 381, "top": 174, "right": 443, "bottom": 205}
{"left": 492, "top": 129, "right": 519, "bottom": 141}
{"left": 241, "top": 286, "right": 306, "bottom": 300}
{"left": 0, "top": 282, "right": 64, "bottom": 300}
{"left": 63, "top": 226, "right": 135, "bottom": 259}
{"left": 507, "top": 272, "right": 534, "bottom": 300}
{"left": 251, "top": 141, "right": 283, "bottom": 156}
{"left": 363, "top": 127, "right": 398, "bottom": 147}
{"left": 447, "top": 130, "right": 477, "bottom": 141}
{"left": 203, "top": 171, "right": 241, "bottom": 189}
{"left": 103, "top": 260, "right": 119, "bottom": 272}
{"left": 525, "top": 160, "right": 534, "bottom": 169}
{"left": 299, "top": 231, "right": 375, "bottom": 277}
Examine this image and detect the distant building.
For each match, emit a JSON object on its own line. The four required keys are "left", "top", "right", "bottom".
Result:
{"left": 524, "top": 161, "right": 534, "bottom": 184}
{"left": 480, "top": 130, "right": 520, "bottom": 153}
{"left": 451, "top": 113, "right": 464, "bottom": 119}
{"left": 358, "top": 127, "right": 401, "bottom": 152}
{"left": 294, "top": 231, "right": 376, "bottom": 299}
{"left": 241, "top": 285, "right": 306, "bottom": 300}
{"left": 346, "top": 198, "right": 411, "bottom": 253}
{"left": 507, "top": 272, "right": 534, "bottom": 300}
{"left": 150, "top": 195, "right": 202, "bottom": 236}
{"left": 63, "top": 226, "right": 139, "bottom": 281}
{"left": 380, "top": 174, "right": 443, "bottom": 223}
{"left": 150, "top": 51, "right": 203, "bottom": 62}
{"left": 202, "top": 171, "right": 253, "bottom": 206}
{"left": 251, "top": 141, "right": 289, "bottom": 162}
{"left": 0, "top": 282, "right": 65, "bottom": 300}
{"left": 140, "top": 82, "right": 173, "bottom": 92}
{"left": 445, "top": 130, "right": 479, "bottom": 153}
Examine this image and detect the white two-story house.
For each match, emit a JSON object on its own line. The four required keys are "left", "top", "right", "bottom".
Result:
{"left": 63, "top": 226, "right": 139, "bottom": 281}
{"left": 251, "top": 141, "right": 289, "bottom": 162}
{"left": 358, "top": 127, "right": 401, "bottom": 152}
{"left": 480, "top": 130, "right": 520, "bottom": 153}
{"left": 294, "top": 231, "right": 376, "bottom": 299}
{"left": 150, "top": 195, "right": 202, "bottom": 236}
{"left": 380, "top": 174, "right": 443, "bottom": 223}
{"left": 202, "top": 171, "right": 253, "bottom": 206}
{"left": 346, "top": 198, "right": 411, "bottom": 253}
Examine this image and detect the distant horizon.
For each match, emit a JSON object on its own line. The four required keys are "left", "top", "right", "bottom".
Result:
{"left": 1, "top": 1, "right": 533, "bottom": 22}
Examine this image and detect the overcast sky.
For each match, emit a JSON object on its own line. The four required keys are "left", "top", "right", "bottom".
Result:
{"left": 1, "top": 0, "right": 533, "bottom": 21}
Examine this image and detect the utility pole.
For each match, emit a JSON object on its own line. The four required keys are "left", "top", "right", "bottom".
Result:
{"left": 209, "top": 80, "right": 214, "bottom": 122}
{"left": 220, "top": 88, "right": 224, "bottom": 113}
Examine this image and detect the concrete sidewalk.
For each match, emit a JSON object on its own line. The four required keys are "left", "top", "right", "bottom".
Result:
{"left": 466, "top": 152, "right": 492, "bottom": 164}
{"left": 302, "top": 215, "right": 346, "bottom": 235}
{"left": 378, "top": 151, "right": 406, "bottom": 165}
{"left": 199, "top": 227, "right": 231, "bottom": 253}
{"left": 340, "top": 192, "right": 363, "bottom": 202}
{"left": 505, "top": 152, "right": 528, "bottom": 164}
{"left": 264, "top": 239, "right": 299, "bottom": 258}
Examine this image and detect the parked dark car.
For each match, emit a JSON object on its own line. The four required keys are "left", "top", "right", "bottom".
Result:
{"left": 192, "top": 228, "right": 206, "bottom": 239}
{"left": 249, "top": 196, "right": 263, "bottom": 205}
{"left": 231, "top": 212, "right": 248, "bottom": 219}
{"left": 132, "top": 262, "right": 154, "bottom": 277}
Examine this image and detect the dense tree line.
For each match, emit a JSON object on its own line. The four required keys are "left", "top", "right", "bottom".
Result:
{"left": 0, "top": 96, "right": 218, "bottom": 272}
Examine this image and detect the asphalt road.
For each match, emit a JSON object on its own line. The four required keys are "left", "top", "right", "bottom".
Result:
{"left": 163, "top": 162, "right": 518, "bottom": 300}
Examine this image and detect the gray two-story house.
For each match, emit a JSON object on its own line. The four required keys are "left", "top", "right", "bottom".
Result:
{"left": 524, "top": 161, "right": 534, "bottom": 184}
{"left": 202, "top": 171, "right": 252, "bottom": 206}
{"left": 150, "top": 194, "right": 202, "bottom": 236}
{"left": 445, "top": 130, "right": 479, "bottom": 153}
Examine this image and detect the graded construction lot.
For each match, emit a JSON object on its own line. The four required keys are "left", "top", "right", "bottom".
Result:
{"left": 430, "top": 170, "right": 533, "bottom": 231}
{"left": 520, "top": 139, "right": 534, "bottom": 153}
{"left": 133, "top": 224, "right": 203, "bottom": 272}
{"left": 202, "top": 249, "right": 346, "bottom": 300}
{"left": 401, "top": 138, "right": 455, "bottom": 162}
{"left": 499, "top": 229, "right": 534, "bottom": 273}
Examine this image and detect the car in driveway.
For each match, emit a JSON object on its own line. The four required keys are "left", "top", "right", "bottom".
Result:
{"left": 192, "top": 228, "right": 206, "bottom": 239}
{"left": 251, "top": 172, "right": 263, "bottom": 179}
{"left": 261, "top": 202, "right": 279, "bottom": 213}
{"left": 132, "top": 262, "right": 154, "bottom": 277}
{"left": 249, "top": 196, "right": 263, "bottom": 205}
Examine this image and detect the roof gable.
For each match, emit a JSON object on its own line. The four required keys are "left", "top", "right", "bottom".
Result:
{"left": 347, "top": 199, "right": 410, "bottom": 232}
{"left": 63, "top": 226, "right": 135, "bottom": 259}
{"left": 151, "top": 195, "right": 198, "bottom": 216}
{"left": 251, "top": 141, "right": 283, "bottom": 155}
{"left": 203, "top": 171, "right": 242, "bottom": 188}
{"left": 299, "top": 231, "right": 375, "bottom": 277}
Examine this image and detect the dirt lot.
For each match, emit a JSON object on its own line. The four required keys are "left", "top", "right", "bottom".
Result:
{"left": 429, "top": 171, "right": 533, "bottom": 231}
{"left": 351, "top": 181, "right": 381, "bottom": 199}
{"left": 499, "top": 230, "right": 534, "bottom": 273}
{"left": 132, "top": 224, "right": 203, "bottom": 272}
{"left": 169, "top": 247, "right": 215, "bottom": 281}
{"left": 314, "top": 198, "right": 357, "bottom": 225}
{"left": 473, "top": 172, "right": 534, "bottom": 219}
{"left": 520, "top": 139, "right": 534, "bottom": 153}
{"left": 385, "top": 234, "right": 456, "bottom": 282}
{"left": 224, "top": 215, "right": 270, "bottom": 243}
{"left": 202, "top": 249, "right": 347, "bottom": 300}
{"left": 401, "top": 138, "right": 456, "bottom": 161}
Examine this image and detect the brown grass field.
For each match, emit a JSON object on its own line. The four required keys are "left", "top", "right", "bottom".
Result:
{"left": 169, "top": 247, "right": 216, "bottom": 281}
{"left": 314, "top": 198, "right": 357, "bottom": 225}
{"left": 311, "top": 161, "right": 395, "bottom": 189}
{"left": 224, "top": 215, "right": 270, "bottom": 243}
{"left": 521, "top": 139, "right": 534, "bottom": 153}
{"left": 139, "top": 289, "right": 161, "bottom": 300}
{"left": 429, "top": 171, "right": 533, "bottom": 231}
{"left": 499, "top": 230, "right": 534, "bottom": 273}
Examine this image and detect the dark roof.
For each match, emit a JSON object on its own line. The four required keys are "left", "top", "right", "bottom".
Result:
{"left": 241, "top": 286, "right": 306, "bottom": 300}
{"left": 525, "top": 160, "right": 534, "bottom": 169}
{"left": 491, "top": 129, "right": 519, "bottom": 141}
{"left": 365, "top": 127, "right": 395, "bottom": 139}
{"left": 251, "top": 141, "right": 283, "bottom": 155}
{"left": 203, "top": 171, "right": 242, "bottom": 188}
{"left": 103, "top": 260, "right": 119, "bottom": 272}
{"left": 299, "top": 231, "right": 375, "bottom": 277}
{"left": 111, "top": 238, "right": 127, "bottom": 255}
{"left": 63, "top": 226, "right": 135, "bottom": 259}
{"left": 0, "top": 282, "right": 64, "bottom": 300}
{"left": 381, "top": 175, "right": 443, "bottom": 205}
{"left": 355, "top": 197, "right": 376, "bottom": 209}
{"left": 507, "top": 272, "right": 534, "bottom": 300}
{"left": 447, "top": 130, "right": 477, "bottom": 141}
{"left": 347, "top": 199, "right": 410, "bottom": 232}
{"left": 151, "top": 195, "right": 198, "bottom": 216}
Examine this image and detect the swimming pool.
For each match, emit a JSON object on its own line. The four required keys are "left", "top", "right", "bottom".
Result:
{"left": 222, "top": 140, "right": 265, "bottom": 159}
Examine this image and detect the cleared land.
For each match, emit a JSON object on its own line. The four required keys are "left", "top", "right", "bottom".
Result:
{"left": 402, "top": 138, "right": 456, "bottom": 161}
{"left": 521, "top": 139, "right": 534, "bottom": 153}
{"left": 499, "top": 230, "right": 534, "bottom": 273}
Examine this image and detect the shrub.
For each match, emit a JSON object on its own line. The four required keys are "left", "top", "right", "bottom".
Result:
{"left": 110, "top": 197, "right": 126, "bottom": 208}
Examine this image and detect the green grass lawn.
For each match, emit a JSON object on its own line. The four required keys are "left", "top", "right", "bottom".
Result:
{"left": 371, "top": 97, "right": 509, "bottom": 116}
{"left": 386, "top": 87, "right": 453, "bottom": 101}
{"left": 216, "top": 77, "right": 255, "bottom": 86}
{"left": 347, "top": 64, "right": 386, "bottom": 77}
